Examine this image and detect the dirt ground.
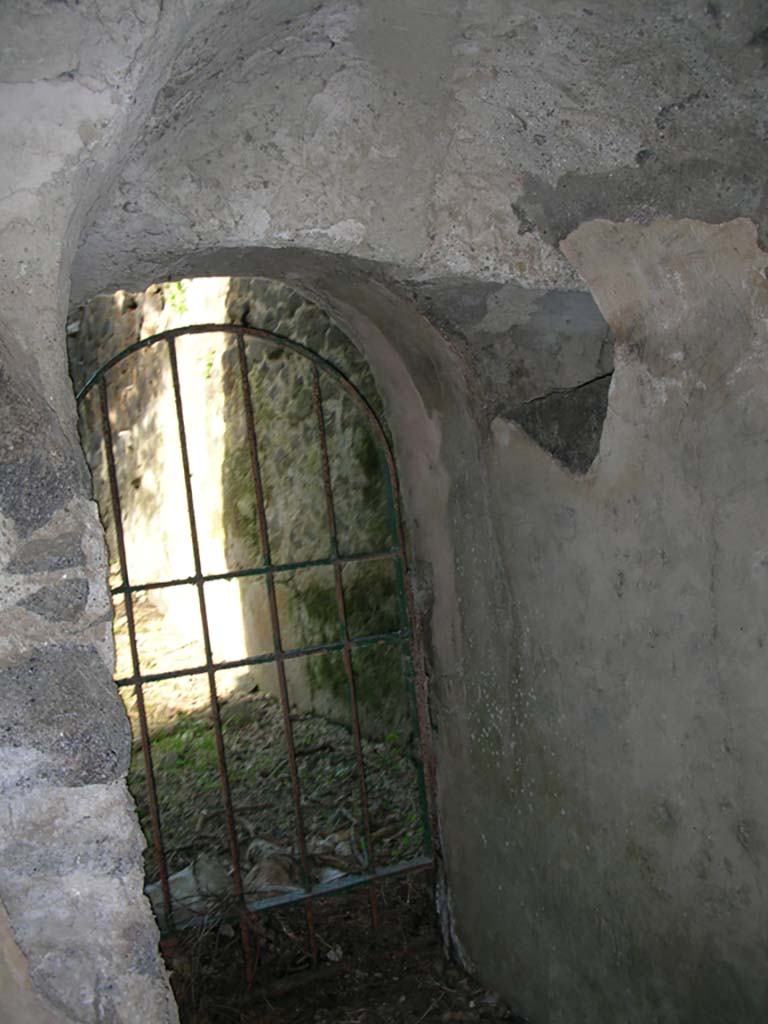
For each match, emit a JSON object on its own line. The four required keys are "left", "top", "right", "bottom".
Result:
{"left": 115, "top": 593, "right": 521, "bottom": 1023}
{"left": 169, "top": 875, "right": 523, "bottom": 1024}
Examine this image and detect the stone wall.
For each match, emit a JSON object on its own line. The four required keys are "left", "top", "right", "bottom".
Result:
{"left": 0, "top": 339, "right": 179, "bottom": 1022}
{"left": 222, "top": 278, "right": 407, "bottom": 735}
{"left": 4, "top": 2, "right": 768, "bottom": 1022}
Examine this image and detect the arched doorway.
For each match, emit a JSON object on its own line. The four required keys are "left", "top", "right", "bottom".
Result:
{"left": 74, "top": 293, "right": 434, "bottom": 992}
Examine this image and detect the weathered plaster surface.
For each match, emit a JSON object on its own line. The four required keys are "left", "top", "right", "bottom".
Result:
{"left": 3, "top": 0, "right": 768, "bottom": 1020}
{"left": 72, "top": 0, "right": 767, "bottom": 300}
{"left": 447, "top": 219, "right": 768, "bottom": 1021}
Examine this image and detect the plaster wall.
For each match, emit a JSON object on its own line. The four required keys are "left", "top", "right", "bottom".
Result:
{"left": 2, "top": 1, "right": 768, "bottom": 1021}
{"left": 448, "top": 218, "right": 768, "bottom": 1022}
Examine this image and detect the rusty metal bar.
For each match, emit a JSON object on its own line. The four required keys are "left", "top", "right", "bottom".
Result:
{"left": 313, "top": 342, "right": 437, "bottom": 860}
{"left": 110, "top": 548, "right": 401, "bottom": 597}
{"left": 247, "top": 855, "right": 432, "bottom": 912}
{"left": 166, "top": 337, "right": 255, "bottom": 977}
{"left": 84, "top": 321, "right": 437, "bottom": 854}
{"left": 113, "top": 627, "right": 409, "bottom": 687}
{"left": 235, "top": 329, "right": 318, "bottom": 961}
{"left": 378, "top": 462, "right": 438, "bottom": 860}
{"left": 311, "top": 365, "right": 380, "bottom": 928}
{"left": 81, "top": 321, "right": 436, "bottom": 981}
{"left": 97, "top": 378, "right": 174, "bottom": 926}
{"left": 75, "top": 323, "right": 385, "bottom": 403}
{"left": 164, "top": 855, "right": 433, "bottom": 935}
{"left": 81, "top": 322, "right": 442, "bottom": 848}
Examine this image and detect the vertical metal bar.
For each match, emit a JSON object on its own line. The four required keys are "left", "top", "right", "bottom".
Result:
{"left": 98, "top": 378, "right": 174, "bottom": 926}
{"left": 331, "top": 372, "right": 437, "bottom": 862}
{"left": 311, "top": 366, "right": 380, "bottom": 928}
{"left": 378, "top": 448, "right": 438, "bottom": 860}
{"left": 82, "top": 323, "right": 436, "bottom": 952}
{"left": 235, "top": 331, "right": 318, "bottom": 961}
{"left": 382, "top": 475, "right": 433, "bottom": 858}
{"left": 399, "top": 634, "right": 433, "bottom": 858}
{"left": 302, "top": 354, "right": 438, "bottom": 857}
{"left": 166, "top": 337, "right": 255, "bottom": 977}
{"left": 370, "top": 438, "right": 433, "bottom": 848}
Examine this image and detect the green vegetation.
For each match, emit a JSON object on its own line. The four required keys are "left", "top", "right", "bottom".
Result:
{"left": 164, "top": 279, "right": 189, "bottom": 317}
{"left": 126, "top": 691, "right": 425, "bottom": 883}
{"left": 219, "top": 279, "right": 410, "bottom": 738}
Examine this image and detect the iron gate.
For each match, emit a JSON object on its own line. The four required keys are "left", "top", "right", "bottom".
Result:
{"left": 76, "top": 323, "right": 434, "bottom": 981}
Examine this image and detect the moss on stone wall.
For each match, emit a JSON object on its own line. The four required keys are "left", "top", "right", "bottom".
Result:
{"left": 220, "top": 279, "right": 407, "bottom": 737}
{"left": 74, "top": 276, "right": 411, "bottom": 740}
{"left": 285, "top": 559, "right": 405, "bottom": 734}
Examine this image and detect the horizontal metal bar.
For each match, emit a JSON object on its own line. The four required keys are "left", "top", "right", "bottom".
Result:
{"left": 77, "top": 324, "right": 391, "bottom": 423}
{"left": 156, "top": 856, "right": 434, "bottom": 935}
{"left": 110, "top": 549, "right": 402, "bottom": 598}
{"left": 114, "top": 628, "right": 409, "bottom": 688}
{"left": 245, "top": 856, "right": 433, "bottom": 912}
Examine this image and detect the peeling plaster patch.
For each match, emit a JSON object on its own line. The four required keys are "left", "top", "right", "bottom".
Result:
{"left": 512, "top": 372, "right": 612, "bottom": 473}
{"left": 475, "top": 282, "right": 539, "bottom": 333}
{"left": 516, "top": 158, "right": 768, "bottom": 251}
{"left": 235, "top": 205, "right": 271, "bottom": 238}
{"left": 307, "top": 1, "right": 359, "bottom": 45}
{"left": 302, "top": 218, "right": 367, "bottom": 247}
{"left": 0, "top": 80, "right": 113, "bottom": 199}
{"left": 561, "top": 219, "right": 768, "bottom": 372}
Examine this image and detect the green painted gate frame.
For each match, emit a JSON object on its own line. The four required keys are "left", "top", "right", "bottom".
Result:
{"left": 77, "top": 323, "right": 435, "bottom": 977}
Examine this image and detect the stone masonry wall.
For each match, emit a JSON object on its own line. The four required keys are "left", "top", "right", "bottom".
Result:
{"left": 0, "top": 339, "right": 178, "bottom": 1023}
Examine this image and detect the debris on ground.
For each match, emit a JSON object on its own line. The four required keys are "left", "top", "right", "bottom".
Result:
{"left": 116, "top": 593, "right": 517, "bottom": 1023}
{"left": 167, "top": 875, "right": 523, "bottom": 1024}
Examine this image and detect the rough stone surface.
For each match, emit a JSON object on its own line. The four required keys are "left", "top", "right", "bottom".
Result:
{"left": 512, "top": 371, "right": 613, "bottom": 473}
{"left": 0, "top": 900, "right": 65, "bottom": 1024}
{"left": 70, "top": 1, "right": 768, "bottom": 301}
{"left": 19, "top": 579, "right": 89, "bottom": 622}
{"left": 0, "top": 782, "right": 178, "bottom": 1023}
{"left": 0, "top": 361, "right": 86, "bottom": 537}
{"left": 2, "top": 1, "right": 768, "bottom": 1021}
{"left": 0, "top": 645, "right": 130, "bottom": 787}
{"left": 7, "top": 532, "right": 85, "bottom": 575}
